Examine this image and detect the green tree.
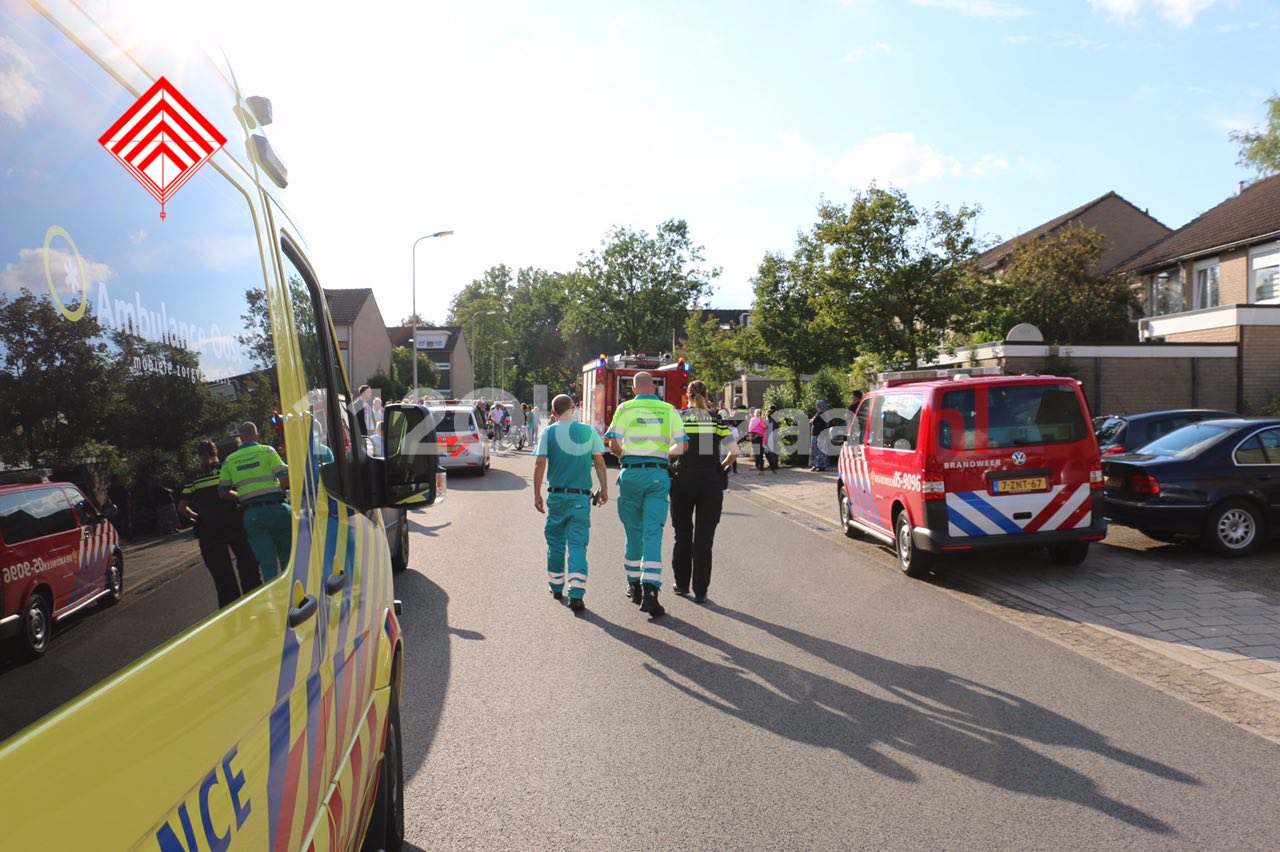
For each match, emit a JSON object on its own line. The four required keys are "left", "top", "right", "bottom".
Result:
{"left": 509, "top": 267, "right": 577, "bottom": 401}
{"left": 449, "top": 264, "right": 515, "bottom": 391}
{"left": 677, "top": 310, "right": 742, "bottom": 394}
{"left": 567, "top": 219, "right": 719, "bottom": 354}
{"left": 749, "top": 251, "right": 841, "bottom": 395}
{"left": 991, "top": 225, "right": 1141, "bottom": 343}
{"left": 390, "top": 345, "right": 441, "bottom": 395}
{"left": 811, "top": 186, "right": 982, "bottom": 369}
{"left": 1231, "top": 95, "right": 1280, "bottom": 175}
{"left": 0, "top": 289, "right": 117, "bottom": 466}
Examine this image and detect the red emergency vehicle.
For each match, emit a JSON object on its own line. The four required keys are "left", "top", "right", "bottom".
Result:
{"left": 835, "top": 368, "right": 1107, "bottom": 578}
{"left": 1, "top": 477, "right": 122, "bottom": 656}
{"left": 579, "top": 354, "right": 693, "bottom": 438}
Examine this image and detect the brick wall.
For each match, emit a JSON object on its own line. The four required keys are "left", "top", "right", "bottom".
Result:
{"left": 1241, "top": 326, "right": 1280, "bottom": 412}
{"left": 1219, "top": 248, "right": 1249, "bottom": 305}
{"left": 968, "top": 351, "right": 1240, "bottom": 416}
{"left": 1166, "top": 327, "right": 1241, "bottom": 343}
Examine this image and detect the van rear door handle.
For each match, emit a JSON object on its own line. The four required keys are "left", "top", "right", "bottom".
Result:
{"left": 288, "top": 594, "right": 318, "bottom": 627}
{"left": 324, "top": 572, "right": 348, "bottom": 596}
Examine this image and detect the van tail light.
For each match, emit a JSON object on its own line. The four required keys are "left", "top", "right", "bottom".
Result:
{"left": 922, "top": 456, "right": 946, "bottom": 501}
{"left": 1101, "top": 446, "right": 1125, "bottom": 456}
{"left": 921, "top": 475, "right": 946, "bottom": 501}
{"left": 1130, "top": 473, "right": 1160, "bottom": 495}
{"left": 1089, "top": 464, "right": 1104, "bottom": 491}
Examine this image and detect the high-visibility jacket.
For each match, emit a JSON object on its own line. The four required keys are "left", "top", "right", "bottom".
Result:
{"left": 218, "top": 442, "right": 288, "bottom": 504}
{"left": 605, "top": 394, "right": 686, "bottom": 462}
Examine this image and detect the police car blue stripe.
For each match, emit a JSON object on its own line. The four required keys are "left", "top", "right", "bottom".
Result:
{"left": 956, "top": 491, "right": 1023, "bottom": 535}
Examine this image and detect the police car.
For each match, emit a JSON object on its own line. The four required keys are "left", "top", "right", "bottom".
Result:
{"left": 0, "top": 476, "right": 123, "bottom": 656}
{"left": 836, "top": 369, "right": 1108, "bottom": 577}
{"left": 426, "top": 404, "right": 492, "bottom": 475}
{"left": 0, "top": 4, "right": 441, "bottom": 848}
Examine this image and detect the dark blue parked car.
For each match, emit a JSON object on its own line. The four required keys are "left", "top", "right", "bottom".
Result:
{"left": 1094, "top": 409, "right": 1239, "bottom": 456}
{"left": 1102, "top": 419, "right": 1280, "bottom": 556}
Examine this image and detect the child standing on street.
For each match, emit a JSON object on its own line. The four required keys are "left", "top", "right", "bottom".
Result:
{"left": 532, "top": 394, "right": 609, "bottom": 611}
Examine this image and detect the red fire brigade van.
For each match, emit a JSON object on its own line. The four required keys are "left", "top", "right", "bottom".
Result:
{"left": 579, "top": 354, "right": 693, "bottom": 439}
{"left": 835, "top": 370, "right": 1107, "bottom": 577}
{"left": 1, "top": 479, "right": 122, "bottom": 657}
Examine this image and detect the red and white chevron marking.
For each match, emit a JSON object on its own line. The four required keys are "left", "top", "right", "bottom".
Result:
{"left": 99, "top": 76, "right": 227, "bottom": 217}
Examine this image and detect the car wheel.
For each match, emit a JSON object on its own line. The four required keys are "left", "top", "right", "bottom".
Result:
{"left": 23, "top": 592, "right": 52, "bottom": 657}
{"left": 391, "top": 512, "right": 409, "bottom": 573}
{"left": 361, "top": 681, "right": 404, "bottom": 852}
{"left": 838, "top": 485, "right": 862, "bottom": 539}
{"left": 895, "top": 511, "right": 930, "bottom": 578}
{"left": 1204, "top": 499, "right": 1265, "bottom": 557}
{"left": 104, "top": 554, "right": 124, "bottom": 604}
{"left": 1047, "top": 542, "right": 1090, "bottom": 566}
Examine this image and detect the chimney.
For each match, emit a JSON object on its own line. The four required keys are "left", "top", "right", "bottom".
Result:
{"left": 1238, "top": 179, "right": 1249, "bottom": 195}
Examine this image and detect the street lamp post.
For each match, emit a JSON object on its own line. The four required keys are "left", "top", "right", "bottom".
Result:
{"left": 411, "top": 230, "right": 454, "bottom": 400}
{"left": 469, "top": 308, "right": 498, "bottom": 396}
{"left": 502, "top": 356, "right": 516, "bottom": 391}
{"left": 491, "top": 340, "right": 510, "bottom": 389}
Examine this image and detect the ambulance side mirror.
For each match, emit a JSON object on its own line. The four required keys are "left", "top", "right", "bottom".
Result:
{"left": 380, "top": 405, "right": 445, "bottom": 508}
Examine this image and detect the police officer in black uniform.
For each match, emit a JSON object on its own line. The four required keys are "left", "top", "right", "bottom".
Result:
{"left": 178, "top": 440, "right": 262, "bottom": 608}
{"left": 669, "top": 380, "right": 740, "bottom": 603}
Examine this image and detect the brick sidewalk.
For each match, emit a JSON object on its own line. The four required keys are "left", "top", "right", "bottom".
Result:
{"left": 728, "top": 466, "right": 1280, "bottom": 706}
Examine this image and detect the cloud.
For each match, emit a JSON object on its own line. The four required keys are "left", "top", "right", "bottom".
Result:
{"left": 184, "top": 235, "right": 260, "bottom": 271}
{"left": 907, "top": 0, "right": 1027, "bottom": 18}
{"left": 1, "top": 247, "right": 114, "bottom": 302}
{"left": 842, "top": 42, "right": 892, "bottom": 63}
{"left": 829, "top": 132, "right": 1010, "bottom": 187}
{"left": 967, "top": 154, "right": 1010, "bottom": 177}
{"left": 0, "top": 36, "right": 41, "bottom": 124}
{"left": 1001, "top": 34, "right": 1037, "bottom": 43}
{"left": 1088, "top": 0, "right": 1219, "bottom": 28}
{"left": 128, "top": 229, "right": 148, "bottom": 245}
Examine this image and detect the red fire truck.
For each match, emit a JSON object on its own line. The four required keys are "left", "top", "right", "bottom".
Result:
{"left": 578, "top": 354, "right": 693, "bottom": 437}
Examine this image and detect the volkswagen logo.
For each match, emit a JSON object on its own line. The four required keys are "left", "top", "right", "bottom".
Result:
{"left": 1012, "top": 451, "right": 1027, "bottom": 466}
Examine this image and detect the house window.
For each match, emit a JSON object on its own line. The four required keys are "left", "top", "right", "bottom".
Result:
{"left": 1193, "top": 259, "right": 1219, "bottom": 310}
{"left": 1251, "top": 244, "right": 1280, "bottom": 304}
{"left": 1151, "top": 268, "right": 1184, "bottom": 315}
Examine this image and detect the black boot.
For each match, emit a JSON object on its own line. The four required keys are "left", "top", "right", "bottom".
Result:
{"left": 626, "top": 581, "right": 643, "bottom": 605}
{"left": 639, "top": 585, "right": 665, "bottom": 617}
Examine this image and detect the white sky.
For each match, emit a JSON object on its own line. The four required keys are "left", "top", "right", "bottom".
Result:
{"left": 201, "top": 0, "right": 1273, "bottom": 326}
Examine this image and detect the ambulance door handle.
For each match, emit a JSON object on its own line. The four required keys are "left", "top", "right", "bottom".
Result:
{"left": 325, "top": 571, "right": 348, "bottom": 596}
{"left": 288, "top": 594, "right": 318, "bottom": 627}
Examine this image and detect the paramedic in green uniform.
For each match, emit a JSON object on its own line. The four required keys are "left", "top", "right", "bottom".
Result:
{"left": 219, "top": 420, "right": 292, "bottom": 582}
{"left": 532, "top": 394, "right": 609, "bottom": 612}
{"left": 606, "top": 372, "right": 686, "bottom": 617}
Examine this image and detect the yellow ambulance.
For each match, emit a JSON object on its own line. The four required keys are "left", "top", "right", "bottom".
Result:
{"left": 0, "top": 2, "right": 442, "bottom": 848}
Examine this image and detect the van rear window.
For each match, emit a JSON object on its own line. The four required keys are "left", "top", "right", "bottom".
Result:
{"left": 939, "top": 385, "right": 1087, "bottom": 450}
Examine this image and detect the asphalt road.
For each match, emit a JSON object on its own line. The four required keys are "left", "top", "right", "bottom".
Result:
{"left": 393, "top": 451, "right": 1280, "bottom": 851}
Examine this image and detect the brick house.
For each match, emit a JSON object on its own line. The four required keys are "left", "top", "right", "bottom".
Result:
{"left": 978, "top": 191, "right": 1172, "bottom": 275}
{"left": 323, "top": 288, "right": 392, "bottom": 389}
{"left": 386, "top": 325, "right": 475, "bottom": 398}
{"left": 1122, "top": 174, "right": 1280, "bottom": 411}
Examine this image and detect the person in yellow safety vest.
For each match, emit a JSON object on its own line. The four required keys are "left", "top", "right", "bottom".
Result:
{"left": 218, "top": 420, "right": 292, "bottom": 582}
{"left": 606, "top": 371, "right": 686, "bottom": 617}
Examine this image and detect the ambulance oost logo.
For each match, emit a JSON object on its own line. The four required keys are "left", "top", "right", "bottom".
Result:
{"left": 98, "top": 76, "right": 227, "bottom": 220}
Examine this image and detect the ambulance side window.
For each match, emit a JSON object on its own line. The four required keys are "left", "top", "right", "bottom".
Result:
{"left": 0, "top": 3, "right": 283, "bottom": 743}
{"left": 280, "top": 241, "right": 360, "bottom": 503}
